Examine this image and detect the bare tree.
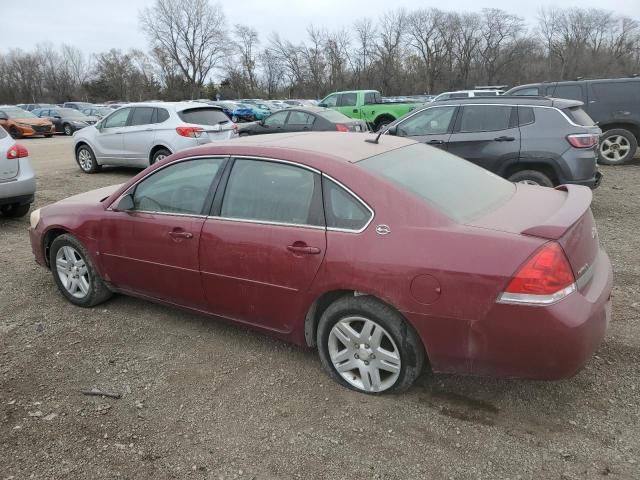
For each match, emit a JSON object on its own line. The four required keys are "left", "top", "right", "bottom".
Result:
{"left": 234, "top": 24, "right": 259, "bottom": 95}
{"left": 140, "top": 0, "right": 229, "bottom": 98}
{"left": 478, "top": 9, "right": 525, "bottom": 85}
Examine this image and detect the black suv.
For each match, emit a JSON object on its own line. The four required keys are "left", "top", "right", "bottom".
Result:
{"left": 505, "top": 77, "right": 640, "bottom": 165}
{"left": 385, "top": 97, "right": 602, "bottom": 188}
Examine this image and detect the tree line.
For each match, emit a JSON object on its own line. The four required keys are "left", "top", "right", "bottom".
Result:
{"left": 0, "top": 0, "right": 639, "bottom": 104}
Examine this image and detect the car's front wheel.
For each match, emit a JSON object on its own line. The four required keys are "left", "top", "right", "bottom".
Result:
{"left": 63, "top": 124, "right": 73, "bottom": 136}
{"left": 76, "top": 145, "right": 101, "bottom": 173}
{"left": 317, "top": 296, "right": 425, "bottom": 394}
{"left": 49, "top": 234, "right": 112, "bottom": 307}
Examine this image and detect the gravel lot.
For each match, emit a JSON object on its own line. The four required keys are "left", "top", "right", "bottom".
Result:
{"left": 1, "top": 136, "right": 638, "bottom": 480}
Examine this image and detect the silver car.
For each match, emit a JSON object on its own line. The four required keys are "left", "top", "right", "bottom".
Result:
{"left": 0, "top": 126, "right": 36, "bottom": 217}
{"left": 73, "top": 102, "right": 238, "bottom": 173}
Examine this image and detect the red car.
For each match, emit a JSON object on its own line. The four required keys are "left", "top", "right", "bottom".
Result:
{"left": 29, "top": 133, "right": 613, "bottom": 394}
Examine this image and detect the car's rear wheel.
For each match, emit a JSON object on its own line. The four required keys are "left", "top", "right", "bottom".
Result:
{"left": 598, "top": 129, "right": 637, "bottom": 165}
{"left": 317, "top": 296, "right": 425, "bottom": 394}
{"left": 0, "top": 203, "right": 30, "bottom": 217}
{"left": 44, "top": 134, "right": 53, "bottom": 138}
{"left": 76, "top": 145, "right": 101, "bottom": 174}
{"left": 63, "top": 124, "right": 73, "bottom": 136}
{"left": 508, "top": 170, "right": 554, "bottom": 187}
{"left": 374, "top": 117, "right": 394, "bottom": 132}
{"left": 49, "top": 234, "right": 112, "bottom": 307}
{"left": 151, "top": 148, "right": 171, "bottom": 165}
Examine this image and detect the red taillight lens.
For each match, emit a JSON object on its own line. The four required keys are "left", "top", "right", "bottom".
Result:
{"left": 335, "top": 124, "right": 350, "bottom": 132}
{"left": 176, "top": 126, "right": 204, "bottom": 138}
{"left": 232, "top": 123, "right": 238, "bottom": 133}
{"left": 567, "top": 133, "right": 598, "bottom": 148}
{"left": 504, "top": 242, "right": 575, "bottom": 295}
{"left": 6, "top": 143, "right": 28, "bottom": 160}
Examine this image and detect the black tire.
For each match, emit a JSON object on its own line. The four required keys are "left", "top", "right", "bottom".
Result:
{"left": 75, "top": 145, "right": 101, "bottom": 174}
{"left": 9, "top": 127, "right": 21, "bottom": 139}
{"left": 151, "top": 148, "right": 171, "bottom": 165}
{"left": 63, "top": 123, "right": 73, "bottom": 136}
{"left": 44, "top": 134, "right": 53, "bottom": 138}
{"left": 374, "top": 117, "right": 394, "bottom": 132}
{"left": 598, "top": 128, "right": 637, "bottom": 165}
{"left": 508, "top": 170, "right": 554, "bottom": 187}
{"left": 0, "top": 203, "right": 30, "bottom": 217}
{"left": 317, "top": 295, "right": 425, "bottom": 394}
{"left": 49, "top": 234, "right": 112, "bottom": 307}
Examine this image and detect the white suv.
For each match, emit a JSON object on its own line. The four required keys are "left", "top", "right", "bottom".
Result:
{"left": 73, "top": 102, "right": 238, "bottom": 173}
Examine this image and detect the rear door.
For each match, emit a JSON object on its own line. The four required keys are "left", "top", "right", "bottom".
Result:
{"left": 284, "top": 110, "right": 315, "bottom": 132}
{"left": 199, "top": 157, "right": 326, "bottom": 332}
{"left": 394, "top": 105, "right": 457, "bottom": 148}
{"left": 0, "top": 126, "right": 19, "bottom": 181}
{"left": 93, "top": 107, "right": 132, "bottom": 163}
{"left": 121, "top": 106, "right": 156, "bottom": 164}
{"left": 447, "top": 104, "right": 521, "bottom": 174}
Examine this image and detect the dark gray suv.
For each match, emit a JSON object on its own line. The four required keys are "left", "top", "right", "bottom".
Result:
{"left": 385, "top": 97, "right": 602, "bottom": 188}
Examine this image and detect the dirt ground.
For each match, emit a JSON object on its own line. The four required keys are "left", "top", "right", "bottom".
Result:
{"left": 1, "top": 135, "right": 638, "bottom": 480}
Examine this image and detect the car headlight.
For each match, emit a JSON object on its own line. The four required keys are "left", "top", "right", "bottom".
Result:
{"left": 73, "top": 121, "right": 87, "bottom": 126}
{"left": 17, "top": 122, "right": 32, "bottom": 128}
{"left": 30, "top": 208, "right": 41, "bottom": 229}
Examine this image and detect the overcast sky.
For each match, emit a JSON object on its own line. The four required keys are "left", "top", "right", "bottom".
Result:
{"left": 1, "top": 0, "right": 638, "bottom": 55}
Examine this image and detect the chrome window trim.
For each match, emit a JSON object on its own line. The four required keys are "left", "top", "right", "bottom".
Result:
{"left": 322, "top": 173, "right": 375, "bottom": 234}
{"left": 230, "top": 155, "right": 321, "bottom": 174}
{"left": 128, "top": 210, "right": 207, "bottom": 219}
{"left": 207, "top": 215, "right": 325, "bottom": 230}
{"left": 106, "top": 154, "right": 229, "bottom": 213}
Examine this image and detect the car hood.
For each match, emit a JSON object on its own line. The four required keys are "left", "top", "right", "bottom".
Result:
{"left": 55, "top": 184, "right": 123, "bottom": 206}
{"left": 14, "top": 117, "right": 51, "bottom": 125}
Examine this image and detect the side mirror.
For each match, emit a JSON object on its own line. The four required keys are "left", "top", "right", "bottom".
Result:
{"left": 386, "top": 125, "right": 398, "bottom": 136}
{"left": 114, "top": 193, "right": 134, "bottom": 212}
{"left": 318, "top": 103, "right": 327, "bottom": 108}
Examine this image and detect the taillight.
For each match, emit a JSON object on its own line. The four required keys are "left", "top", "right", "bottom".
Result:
{"left": 567, "top": 133, "right": 598, "bottom": 148}
{"left": 232, "top": 123, "right": 239, "bottom": 134}
{"left": 176, "top": 126, "right": 204, "bottom": 138}
{"left": 6, "top": 143, "right": 28, "bottom": 159}
{"left": 335, "top": 124, "right": 350, "bottom": 132}
{"left": 498, "top": 242, "right": 576, "bottom": 305}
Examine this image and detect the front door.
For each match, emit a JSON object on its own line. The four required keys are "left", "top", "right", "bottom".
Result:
{"left": 200, "top": 158, "right": 326, "bottom": 333}
{"left": 121, "top": 106, "right": 156, "bottom": 165}
{"left": 336, "top": 92, "right": 359, "bottom": 118}
{"left": 93, "top": 107, "right": 133, "bottom": 163}
{"left": 99, "top": 157, "right": 226, "bottom": 308}
{"left": 447, "top": 105, "right": 521, "bottom": 173}
{"left": 394, "top": 105, "right": 458, "bottom": 149}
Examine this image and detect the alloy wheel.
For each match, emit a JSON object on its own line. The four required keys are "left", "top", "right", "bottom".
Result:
{"left": 328, "top": 316, "right": 401, "bottom": 393}
{"left": 600, "top": 135, "right": 630, "bottom": 163}
{"left": 78, "top": 149, "right": 93, "bottom": 171}
{"left": 55, "top": 246, "right": 90, "bottom": 299}
{"left": 517, "top": 179, "right": 540, "bottom": 186}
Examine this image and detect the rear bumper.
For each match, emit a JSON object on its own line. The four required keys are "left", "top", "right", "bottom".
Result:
{"left": 468, "top": 248, "right": 613, "bottom": 379}
{"left": 0, "top": 193, "right": 34, "bottom": 207}
{"left": 563, "top": 171, "right": 603, "bottom": 190}
{"left": 0, "top": 157, "right": 36, "bottom": 205}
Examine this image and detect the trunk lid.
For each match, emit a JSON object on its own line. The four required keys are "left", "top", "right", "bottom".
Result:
{"left": 0, "top": 132, "right": 20, "bottom": 181}
{"left": 468, "top": 184, "right": 598, "bottom": 287}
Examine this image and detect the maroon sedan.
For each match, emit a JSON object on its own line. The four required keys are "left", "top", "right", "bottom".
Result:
{"left": 29, "top": 133, "right": 613, "bottom": 393}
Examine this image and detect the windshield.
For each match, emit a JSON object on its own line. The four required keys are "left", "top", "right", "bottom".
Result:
{"left": 359, "top": 143, "right": 515, "bottom": 222}
{"left": 2, "top": 108, "right": 36, "bottom": 119}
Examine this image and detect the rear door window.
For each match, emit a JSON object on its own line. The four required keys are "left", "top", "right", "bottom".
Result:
{"left": 287, "top": 111, "right": 315, "bottom": 126}
{"left": 178, "top": 108, "right": 229, "bottom": 125}
{"left": 458, "top": 105, "right": 513, "bottom": 132}
{"left": 590, "top": 81, "right": 640, "bottom": 105}
{"left": 129, "top": 107, "right": 155, "bottom": 126}
{"left": 323, "top": 178, "right": 372, "bottom": 231}
{"left": 511, "top": 87, "right": 540, "bottom": 96}
{"left": 154, "top": 108, "right": 170, "bottom": 123}
{"left": 548, "top": 85, "right": 584, "bottom": 102}
{"left": 221, "top": 159, "right": 323, "bottom": 226}
{"left": 364, "top": 92, "right": 381, "bottom": 104}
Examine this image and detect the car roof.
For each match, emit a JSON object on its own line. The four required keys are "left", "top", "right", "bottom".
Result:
{"left": 184, "top": 132, "right": 417, "bottom": 163}
{"left": 285, "top": 106, "right": 333, "bottom": 114}
{"left": 437, "top": 90, "right": 501, "bottom": 94}
{"left": 430, "top": 96, "right": 583, "bottom": 108}
{"left": 115, "top": 101, "right": 223, "bottom": 112}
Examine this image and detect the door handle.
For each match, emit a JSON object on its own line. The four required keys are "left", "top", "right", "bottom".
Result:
{"left": 426, "top": 139, "right": 444, "bottom": 145}
{"left": 353, "top": 109, "right": 358, "bottom": 113}
{"left": 145, "top": 128, "right": 153, "bottom": 131}
{"left": 494, "top": 136, "right": 515, "bottom": 142}
{"left": 287, "top": 244, "right": 321, "bottom": 255}
{"left": 169, "top": 230, "right": 193, "bottom": 239}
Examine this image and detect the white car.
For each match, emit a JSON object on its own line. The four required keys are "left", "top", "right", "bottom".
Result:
{"left": 73, "top": 102, "right": 238, "bottom": 173}
{"left": 432, "top": 90, "right": 503, "bottom": 102}
{"left": 0, "top": 126, "right": 36, "bottom": 217}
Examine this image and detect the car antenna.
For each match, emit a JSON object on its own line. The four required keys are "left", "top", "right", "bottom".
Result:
{"left": 365, "top": 126, "right": 392, "bottom": 144}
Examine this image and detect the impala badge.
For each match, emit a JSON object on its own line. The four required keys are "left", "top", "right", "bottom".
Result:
{"left": 376, "top": 224, "right": 391, "bottom": 235}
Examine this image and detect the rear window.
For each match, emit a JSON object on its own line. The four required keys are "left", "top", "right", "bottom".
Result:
{"left": 0, "top": 126, "right": 7, "bottom": 139}
{"left": 178, "top": 107, "right": 229, "bottom": 125}
{"left": 319, "top": 109, "right": 352, "bottom": 122}
{"left": 474, "top": 91, "right": 499, "bottom": 97}
{"left": 590, "top": 81, "right": 640, "bottom": 105}
{"left": 359, "top": 143, "right": 515, "bottom": 222}
{"left": 563, "top": 106, "right": 595, "bottom": 126}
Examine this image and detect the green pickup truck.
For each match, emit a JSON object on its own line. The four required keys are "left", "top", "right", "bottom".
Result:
{"left": 318, "top": 90, "right": 419, "bottom": 131}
